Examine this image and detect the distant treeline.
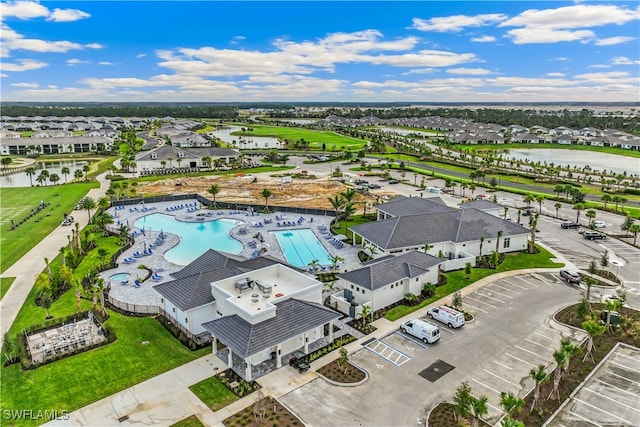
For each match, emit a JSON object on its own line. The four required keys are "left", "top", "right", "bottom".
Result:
{"left": 271, "top": 107, "right": 640, "bottom": 134}
{"left": 1, "top": 105, "right": 239, "bottom": 120}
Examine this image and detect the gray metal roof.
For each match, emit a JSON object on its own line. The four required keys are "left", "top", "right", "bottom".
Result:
{"left": 136, "top": 145, "right": 240, "bottom": 162}
{"left": 201, "top": 299, "right": 341, "bottom": 358}
{"left": 339, "top": 251, "right": 443, "bottom": 290}
{"left": 351, "top": 208, "right": 529, "bottom": 250}
{"left": 376, "top": 195, "right": 453, "bottom": 217}
{"left": 458, "top": 199, "right": 503, "bottom": 211}
{"left": 154, "top": 272, "right": 215, "bottom": 311}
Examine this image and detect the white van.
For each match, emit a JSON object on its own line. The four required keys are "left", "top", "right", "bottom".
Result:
{"left": 425, "top": 186, "right": 442, "bottom": 194}
{"left": 400, "top": 318, "right": 440, "bottom": 344}
{"left": 427, "top": 306, "right": 465, "bottom": 328}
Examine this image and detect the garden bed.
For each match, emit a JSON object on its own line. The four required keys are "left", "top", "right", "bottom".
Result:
{"left": 223, "top": 396, "right": 303, "bottom": 427}
{"left": 316, "top": 359, "right": 366, "bottom": 384}
{"left": 216, "top": 368, "right": 261, "bottom": 398}
{"left": 428, "top": 402, "right": 490, "bottom": 427}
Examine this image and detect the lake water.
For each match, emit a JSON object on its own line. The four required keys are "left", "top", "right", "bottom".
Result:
{"left": 0, "top": 160, "right": 92, "bottom": 188}
{"left": 505, "top": 149, "right": 639, "bottom": 176}
{"left": 209, "top": 126, "right": 283, "bottom": 149}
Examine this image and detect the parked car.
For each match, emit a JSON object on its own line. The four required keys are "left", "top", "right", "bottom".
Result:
{"left": 561, "top": 222, "right": 580, "bottom": 229}
{"left": 560, "top": 270, "right": 581, "bottom": 284}
{"left": 354, "top": 179, "right": 369, "bottom": 185}
{"left": 288, "top": 351, "right": 310, "bottom": 373}
{"left": 583, "top": 231, "right": 607, "bottom": 240}
{"left": 388, "top": 179, "right": 399, "bottom": 184}
{"left": 593, "top": 221, "right": 607, "bottom": 228}
{"left": 400, "top": 318, "right": 440, "bottom": 344}
{"left": 368, "top": 183, "right": 381, "bottom": 189}
{"left": 427, "top": 306, "right": 465, "bottom": 328}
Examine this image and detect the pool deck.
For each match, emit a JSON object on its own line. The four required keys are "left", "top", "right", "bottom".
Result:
{"left": 101, "top": 199, "right": 362, "bottom": 309}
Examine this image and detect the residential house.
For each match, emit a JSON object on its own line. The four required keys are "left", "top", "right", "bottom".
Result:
{"left": 135, "top": 145, "right": 240, "bottom": 171}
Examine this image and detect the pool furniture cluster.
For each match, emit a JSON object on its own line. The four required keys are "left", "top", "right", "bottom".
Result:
{"left": 132, "top": 248, "right": 153, "bottom": 257}
{"left": 186, "top": 206, "right": 199, "bottom": 212}
{"left": 114, "top": 205, "right": 125, "bottom": 211}
{"left": 129, "top": 206, "right": 157, "bottom": 213}
{"left": 320, "top": 229, "right": 344, "bottom": 249}
{"left": 123, "top": 257, "right": 135, "bottom": 264}
{"left": 152, "top": 272, "right": 163, "bottom": 281}
{"left": 165, "top": 202, "right": 197, "bottom": 212}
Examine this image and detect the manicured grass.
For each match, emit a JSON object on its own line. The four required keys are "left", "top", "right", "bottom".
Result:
{"left": 189, "top": 376, "right": 239, "bottom": 411}
{"left": 0, "top": 277, "right": 16, "bottom": 300}
{"left": 231, "top": 123, "right": 368, "bottom": 152}
{"left": 0, "top": 182, "right": 98, "bottom": 273}
{"left": 385, "top": 245, "right": 564, "bottom": 321}
{"left": 454, "top": 142, "right": 640, "bottom": 158}
{"left": 171, "top": 415, "right": 205, "bottom": 427}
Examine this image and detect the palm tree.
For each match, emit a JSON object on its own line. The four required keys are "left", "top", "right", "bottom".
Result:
{"left": 92, "top": 211, "right": 114, "bottom": 236}
{"left": 343, "top": 203, "right": 356, "bottom": 221}
{"left": 307, "top": 259, "right": 320, "bottom": 272}
{"left": 43, "top": 257, "right": 52, "bottom": 282}
{"left": 582, "top": 319, "right": 605, "bottom": 362}
{"left": 479, "top": 236, "right": 485, "bottom": 257}
{"left": 25, "top": 167, "right": 36, "bottom": 186}
{"left": 560, "top": 338, "right": 581, "bottom": 379}
{"left": 453, "top": 382, "right": 473, "bottom": 422}
{"left": 202, "top": 155, "right": 212, "bottom": 170}
{"left": 535, "top": 195, "right": 545, "bottom": 213}
{"left": 495, "top": 230, "right": 503, "bottom": 253}
{"left": 554, "top": 202, "right": 561, "bottom": 218}
{"left": 73, "top": 278, "right": 84, "bottom": 312}
{"left": 167, "top": 156, "right": 173, "bottom": 168}
{"left": 82, "top": 164, "right": 90, "bottom": 180}
{"left": 207, "top": 184, "right": 221, "bottom": 208}
{"left": 1, "top": 157, "right": 12, "bottom": 170}
{"left": 629, "top": 223, "right": 640, "bottom": 245}
{"left": 79, "top": 196, "right": 97, "bottom": 222}
{"left": 38, "top": 169, "right": 49, "bottom": 186}
{"left": 601, "top": 194, "right": 612, "bottom": 209}
{"left": 548, "top": 348, "right": 568, "bottom": 400}
{"left": 360, "top": 304, "right": 372, "bottom": 329}
{"left": 74, "top": 169, "right": 84, "bottom": 181}
{"left": 330, "top": 254, "right": 344, "bottom": 271}
{"left": 470, "top": 395, "right": 488, "bottom": 427}
{"left": 573, "top": 203, "right": 585, "bottom": 223}
{"left": 423, "top": 243, "right": 431, "bottom": 254}
{"left": 524, "top": 193, "right": 534, "bottom": 207}
{"left": 340, "top": 188, "right": 356, "bottom": 204}
{"left": 61, "top": 166, "right": 70, "bottom": 183}
{"left": 500, "top": 391, "right": 524, "bottom": 418}
{"left": 586, "top": 209, "right": 597, "bottom": 228}
{"left": 59, "top": 246, "right": 66, "bottom": 267}
{"left": 529, "top": 364, "right": 549, "bottom": 412}
{"left": 261, "top": 188, "right": 273, "bottom": 212}
{"left": 328, "top": 194, "right": 346, "bottom": 227}
{"left": 529, "top": 213, "right": 539, "bottom": 253}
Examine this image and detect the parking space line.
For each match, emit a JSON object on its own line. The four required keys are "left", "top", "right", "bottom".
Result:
{"left": 568, "top": 410, "right": 601, "bottom": 426}
{"left": 466, "top": 295, "right": 497, "bottom": 309}
{"left": 595, "top": 378, "right": 639, "bottom": 397}
{"left": 483, "top": 287, "right": 514, "bottom": 299}
{"left": 515, "top": 276, "right": 541, "bottom": 288}
{"left": 573, "top": 397, "right": 633, "bottom": 424}
{"left": 438, "top": 325, "right": 456, "bottom": 334}
{"left": 607, "top": 369, "right": 640, "bottom": 386}
{"left": 584, "top": 388, "right": 640, "bottom": 413}
{"left": 471, "top": 378, "right": 502, "bottom": 395}
{"left": 493, "top": 360, "right": 513, "bottom": 370}
{"left": 616, "top": 352, "right": 640, "bottom": 364}
{"left": 515, "top": 345, "right": 549, "bottom": 359}
{"left": 505, "top": 352, "right": 536, "bottom": 367}
{"left": 502, "top": 279, "right": 530, "bottom": 291}
{"left": 531, "top": 273, "right": 554, "bottom": 286}
{"left": 462, "top": 303, "right": 488, "bottom": 314}
{"left": 611, "top": 361, "right": 640, "bottom": 374}
{"left": 525, "top": 338, "right": 554, "bottom": 351}
{"left": 535, "top": 331, "right": 554, "bottom": 340}
{"left": 482, "top": 369, "right": 518, "bottom": 386}
{"left": 489, "top": 283, "right": 521, "bottom": 295}
{"left": 474, "top": 290, "right": 507, "bottom": 303}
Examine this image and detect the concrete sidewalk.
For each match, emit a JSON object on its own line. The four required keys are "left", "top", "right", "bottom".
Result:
{"left": 0, "top": 173, "right": 110, "bottom": 339}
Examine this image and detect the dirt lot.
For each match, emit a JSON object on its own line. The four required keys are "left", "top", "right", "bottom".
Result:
{"left": 138, "top": 173, "right": 390, "bottom": 211}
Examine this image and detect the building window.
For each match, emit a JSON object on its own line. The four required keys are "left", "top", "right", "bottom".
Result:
{"left": 351, "top": 285, "right": 354, "bottom": 290}
{"left": 172, "top": 307, "right": 176, "bottom": 313}
{"left": 504, "top": 237, "right": 511, "bottom": 248}
{"left": 361, "top": 289, "right": 365, "bottom": 294}
{"left": 160, "top": 298, "right": 164, "bottom": 303}
{"left": 185, "top": 318, "right": 188, "bottom": 323}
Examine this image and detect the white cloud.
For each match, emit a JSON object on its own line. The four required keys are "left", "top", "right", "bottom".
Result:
{"left": 136, "top": 53, "right": 147, "bottom": 59}
{"left": 410, "top": 14, "right": 507, "bottom": 32}
{"left": 47, "top": 8, "right": 90, "bottom": 22}
{"left": 588, "top": 64, "right": 610, "bottom": 69}
{"left": 545, "top": 72, "right": 565, "bottom": 77}
{"left": 11, "top": 82, "right": 38, "bottom": 88}
{"left": 612, "top": 56, "right": 640, "bottom": 65}
{"left": 1, "top": 58, "right": 48, "bottom": 71}
{"left": 595, "top": 36, "right": 635, "bottom": 46}
{"left": 470, "top": 35, "right": 496, "bottom": 42}
{"left": 1, "top": 23, "right": 102, "bottom": 56}
{"left": 500, "top": 4, "right": 640, "bottom": 44}
{"left": 0, "top": 1, "right": 49, "bottom": 19}
{"left": 99, "top": 61, "right": 114, "bottom": 66}
{"left": 446, "top": 67, "right": 492, "bottom": 75}
{"left": 402, "top": 68, "right": 436, "bottom": 75}
{"left": 67, "top": 58, "right": 90, "bottom": 66}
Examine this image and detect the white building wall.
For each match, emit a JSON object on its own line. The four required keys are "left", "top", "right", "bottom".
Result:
{"left": 188, "top": 304, "right": 216, "bottom": 335}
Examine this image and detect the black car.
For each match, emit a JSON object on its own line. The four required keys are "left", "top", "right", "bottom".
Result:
{"left": 561, "top": 222, "right": 580, "bottom": 229}
{"left": 368, "top": 183, "right": 381, "bottom": 189}
{"left": 583, "top": 231, "right": 607, "bottom": 240}
{"left": 388, "top": 179, "right": 399, "bottom": 184}
{"left": 560, "top": 270, "right": 581, "bottom": 284}
{"left": 288, "top": 351, "right": 310, "bottom": 373}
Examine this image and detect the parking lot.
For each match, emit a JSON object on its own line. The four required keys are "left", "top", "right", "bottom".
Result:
{"left": 280, "top": 273, "right": 585, "bottom": 426}
{"left": 547, "top": 343, "right": 640, "bottom": 426}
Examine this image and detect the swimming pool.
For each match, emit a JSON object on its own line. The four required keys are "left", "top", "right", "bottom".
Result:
{"left": 134, "top": 213, "right": 243, "bottom": 265}
{"left": 271, "top": 229, "right": 333, "bottom": 268}
{"left": 109, "top": 273, "right": 130, "bottom": 282}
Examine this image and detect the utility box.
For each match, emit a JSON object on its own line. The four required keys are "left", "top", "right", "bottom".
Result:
{"left": 601, "top": 310, "right": 619, "bottom": 325}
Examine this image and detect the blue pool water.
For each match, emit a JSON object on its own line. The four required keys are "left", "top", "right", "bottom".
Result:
{"left": 271, "top": 229, "right": 333, "bottom": 267}
{"left": 134, "top": 214, "right": 243, "bottom": 265}
{"left": 110, "top": 273, "right": 130, "bottom": 281}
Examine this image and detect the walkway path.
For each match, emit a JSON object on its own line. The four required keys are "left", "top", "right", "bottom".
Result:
{"left": 0, "top": 172, "right": 110, "bottom": 339}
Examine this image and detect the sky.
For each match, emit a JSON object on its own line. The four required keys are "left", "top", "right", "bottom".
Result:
{"left": 1, "top": 1, "right": 639, "bottom": 103}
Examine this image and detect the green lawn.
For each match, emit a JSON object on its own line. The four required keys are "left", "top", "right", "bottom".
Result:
{"left": 189, "top": 376, "right": 238, "bottom": 411}
{"left": 385, "top": 246, "right": 564, "bottom": 321}
{"left": 171, "top": 415, "right": 205, "bottom": 427}
{"left": 231, "top": 123, "right": 368, "bottom": 152}
{"left": 0, "top": 182, "right": 98, "bottom": 273}
{"left": 0, "top": 277, "right": 16, "bottom": 300}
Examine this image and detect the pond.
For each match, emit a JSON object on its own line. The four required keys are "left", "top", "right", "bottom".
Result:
{"left": 0, "top": 160, "right": 93, "bottom": 188}
{"left": 209, "top": 126, "right": 284, "bottom": 149}
{"left": 504, "top": 148, "right": 639, "bottom": 176}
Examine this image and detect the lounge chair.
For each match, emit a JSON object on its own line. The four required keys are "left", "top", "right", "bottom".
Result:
{"left": 120, "top": 279, "right": 129, "bottom": 285}
{"left": 134, "top": 280, "right": 141, "bottom": 288}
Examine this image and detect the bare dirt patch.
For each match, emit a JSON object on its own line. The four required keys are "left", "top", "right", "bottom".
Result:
{"left": 138, "top": 174, "right": 388, "bottom": 210}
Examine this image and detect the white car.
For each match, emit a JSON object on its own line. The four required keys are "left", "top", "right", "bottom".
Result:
{"left": 593, "top": 221, "right": 607, "bottom": 228}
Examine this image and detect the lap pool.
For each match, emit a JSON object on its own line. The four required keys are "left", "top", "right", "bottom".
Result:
{"left": 134, "top": 214, "right": 243, "bottom": 265}
{"left": 271, "top": 229, "right": 333, "bottom": 268}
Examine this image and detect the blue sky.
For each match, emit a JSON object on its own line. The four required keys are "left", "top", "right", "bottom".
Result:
{"left": 1, "top": 1, "right": 639, "bottom": 102}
